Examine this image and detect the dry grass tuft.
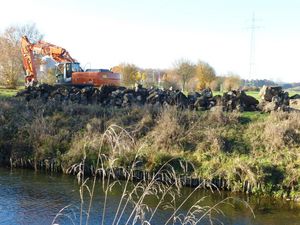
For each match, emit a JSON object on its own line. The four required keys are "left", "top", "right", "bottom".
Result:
{"left": 150, "top": 107, "right": 185, "bottom": 151}
{"left": 52, "top": 124, "right": 253, "bottom": 225}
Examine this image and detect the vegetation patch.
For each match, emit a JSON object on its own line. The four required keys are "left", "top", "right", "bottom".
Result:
{"left": 1, "top": 97, "right": 300, "bottom": 200}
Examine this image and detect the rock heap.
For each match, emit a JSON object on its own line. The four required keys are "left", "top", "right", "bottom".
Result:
{"left": 16, "top": 84, "right": 260, "bottom": 112}
{"left": 221, "top": 90, "right": 258, "bottom": 112}
{"left": 257, "top": 85, "right": 290, "bottom": 112}
{"left": 289, "top": 94, "right": 300, "bottom": 110}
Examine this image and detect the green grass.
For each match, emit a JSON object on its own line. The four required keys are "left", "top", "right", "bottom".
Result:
{"left": 0, "top": 86, "right": 24, "bottom": 99}
{"left": 245, "top": 91, "right": 260, "bottom": 99}
{"left": 212, "top": 91, "right": 222, "bottom": 96}
{"left": 238, "top": 111, "right": 267, "bottom": 124}
{"left": 214, "top": 90, "right": 300, "bottom": 100}
{"left": 288, "top": 91, "right": 300, "bottom": 97}
{"left": 213, "top": 91, "right": 261, "bottom": 100}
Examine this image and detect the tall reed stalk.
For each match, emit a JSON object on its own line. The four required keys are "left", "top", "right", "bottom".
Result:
{"left": 52, "top": 124, "right": 254, "bottom": 225}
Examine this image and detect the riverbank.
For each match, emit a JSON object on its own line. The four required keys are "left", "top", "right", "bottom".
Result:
{"left": 1, "top": 97, "right": 300, "bottom": 199}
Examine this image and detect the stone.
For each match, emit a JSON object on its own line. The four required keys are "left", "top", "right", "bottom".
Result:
{"left": 259, "top": 85, "right": 283, "bottom": 101}
{"left": 290, "top": 94, "right": 300, "bottom": 100}
{"left": 290, "top": 99, "right": 300, "bottom": 110}
{"left": 258, "top": 86, "right": 290, "bottom": 112}
{"left": 16, "top": 84, "right": 290, "bottom": 113}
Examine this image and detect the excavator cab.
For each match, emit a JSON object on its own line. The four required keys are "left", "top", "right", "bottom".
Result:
{"left": 55, "top": 62, "right": 82, "bottom": 84}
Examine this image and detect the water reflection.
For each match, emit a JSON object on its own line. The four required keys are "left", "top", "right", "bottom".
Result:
{"left": 0, "top": 168, "right": 299, "bottom": 225}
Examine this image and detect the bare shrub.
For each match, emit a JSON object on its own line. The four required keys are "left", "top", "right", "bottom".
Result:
{"left": 86, "top": 117, "right": 105, "bottom": 133}
{"left": 26, "top": 113, "right": 55, "bottom": 168}
{"left": 205, "top": 107, "right": 239, "bottom": 126}
{"left": 132, "top": 110, "right": 155, "bottom": 138}
{"left": 196, "top": 128, "right": 225, "bottom": 154}
{"left": 18, "top": 111, "right": 70, "bottom": 170}
{"left": 53, "top": 124, "right": 254, "bottom": 225}
{"left": 263, "top": 112, "right": 300, "bottom": 151}
{"left": 149, "top": 106, "right": 186, "bottom": 151}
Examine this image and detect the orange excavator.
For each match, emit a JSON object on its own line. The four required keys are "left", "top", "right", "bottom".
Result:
{"left": 21, "top": 36, "right": 120, "bottom": 87}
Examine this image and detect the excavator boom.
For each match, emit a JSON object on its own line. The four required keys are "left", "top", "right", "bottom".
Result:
{"left": 21, "top": 36, "right": 37, "bottom": 84}
{"left": 20, "top": 36, "right": 120, "bottom": 87}
{"left": 21, "top": 36, "right": 76, "bottom": 85}
{"left": 31, "top": 40, "right": 75, "bottom": 63}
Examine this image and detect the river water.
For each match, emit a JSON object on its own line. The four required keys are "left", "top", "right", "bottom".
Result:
{"left": 0, "top": 168, "right": 300, "bottom": 225}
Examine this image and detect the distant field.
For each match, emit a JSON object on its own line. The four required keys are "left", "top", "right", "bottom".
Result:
{"left": 288, "top": 91, "right": 300, "bottom": 98}
{"left": 0, "top": 86, "right": 23, "bottom": 99}
{"left": 213, "top": 91, "right": 261, "bottom": 100}
{"left": 287, "top": 86, "right": 300, "bottom": 92}
{"left": 213, "top": 90, "right": 300, "bottom": 100}
{"left": 245, "top": 91, "right": 260, "bottom": 99}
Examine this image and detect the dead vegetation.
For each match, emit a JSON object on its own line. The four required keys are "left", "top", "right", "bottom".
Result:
{"left": 0, "top": 97, "right": 300, "bottom": 199}
{"left": 53, "top": 124, "right": 254, "bottom": 225}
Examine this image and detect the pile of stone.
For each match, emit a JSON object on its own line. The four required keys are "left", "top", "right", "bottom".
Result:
{"left": 221, "top": 90, "right": 258, "bottom": 112}
{"left": 188, "top": 88, "right": 216, "bottom": 111}
{"left": 16, "top": 84, "right": 260, "bottom": 112}
{"left": 16, "top": 84, "right": 198, "bottom": 109}
{"left": 289, "top": 93, "right": 300, "bottom": 110}
{"left": 257, "top": 85, "right": 290, "bottom": 112}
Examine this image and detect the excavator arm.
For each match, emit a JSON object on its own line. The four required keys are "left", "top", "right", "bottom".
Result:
{"left": 21, "top": 36, "right": 37, "bottom": 85}
{"left": 21, "top": 36, "right": 120, "bottom": 87}
{"left": 21, "top": 36, "right": 76, "bottom": 85}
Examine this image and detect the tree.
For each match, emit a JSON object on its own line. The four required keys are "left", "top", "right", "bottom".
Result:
{"left": 174, "top": 59, "right": 196, "bottom": 91}
{"left": 162, "top": 69, "right": 181, "bottom": 90}
{"left": 195, "top": 60, "right": 216, "bottom": 90}
{"left": 39, "top": 68, "right": 57, "bottom": 85}
{"left": 209, "top": 79, "right": 220, "bottom": 91}
{"left": 134, "top": 71, "right": 146, "bottom": 83}
{"left": 223, "top": 73, "right": 241, "bottom": 91}
{"left": 113, "top": 63, "right": 139, "bottom": 87}
{"left": 15, "top": 23, "right": 43, "bottom": 43}
{"left": 0, "top": 24, "right": 43, "bottom": 88}
{"left": 0, "top": 36, "right": 21, "bottom": 88}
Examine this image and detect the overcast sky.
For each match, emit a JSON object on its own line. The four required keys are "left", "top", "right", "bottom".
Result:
{"left": 1, "top": 0, "right": 300, "bottom": 82}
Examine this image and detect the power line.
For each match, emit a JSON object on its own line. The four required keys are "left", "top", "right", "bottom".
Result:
{"left": 247, "top": 12, "right": 262, "bottom": 79}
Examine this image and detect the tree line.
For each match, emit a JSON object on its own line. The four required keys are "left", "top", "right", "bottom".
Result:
{"left": 112, "top": 59, "right": 242, "bottom": 92}
{"left": 0, "top": 23, "right": 278, "bottom": 92}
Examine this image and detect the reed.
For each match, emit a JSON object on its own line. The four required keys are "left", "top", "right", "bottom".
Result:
{"left": 52, "top": 124, "right": 254, "bottom": 225}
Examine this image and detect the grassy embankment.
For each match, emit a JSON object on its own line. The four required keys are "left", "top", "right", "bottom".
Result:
{"left": 1, "top": 88, "right": 300, "bottom": 199}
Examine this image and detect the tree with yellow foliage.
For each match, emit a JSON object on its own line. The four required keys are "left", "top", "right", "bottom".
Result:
{"left": 134, "top": 71, "right": 146, "bottom": 83}
{"left": 195, "top": 60, "right": 216, "bottom": 90}
{"left": 223, "top": 73, "right": 241, "bottom": 91}
{"left": 112, "top": 63, "right": 146, "bottom": 87}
